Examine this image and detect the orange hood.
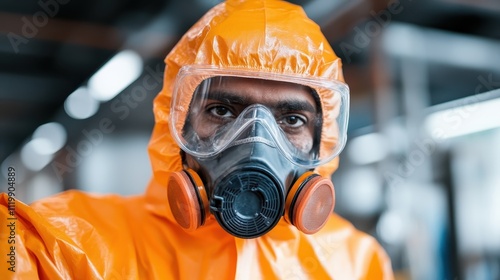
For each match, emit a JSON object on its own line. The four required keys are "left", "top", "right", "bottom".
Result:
{"left": 149, "top": 0, "right": 345, "bottom": 189}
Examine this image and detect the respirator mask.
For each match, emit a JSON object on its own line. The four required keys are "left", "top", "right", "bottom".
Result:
{"left": 167, "top": 66, "right": 349, "bottom": 238}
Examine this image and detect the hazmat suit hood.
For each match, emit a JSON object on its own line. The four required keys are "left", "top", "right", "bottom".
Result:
{"left": 149, "top": 0, "right": 344, "bottom": 192}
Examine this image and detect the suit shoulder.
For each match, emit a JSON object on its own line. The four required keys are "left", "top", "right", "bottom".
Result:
{"left": 28, "top": 190, "right": 144, "bottom": 234}
{"left": 319, "top": 213, "right": 394, "bottom": 279}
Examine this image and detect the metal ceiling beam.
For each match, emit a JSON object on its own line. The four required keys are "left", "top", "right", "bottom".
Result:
{"left": 320, "top": 0, "right": 393, "bottom": 42}
{"left": 0, "top": 12, "right": 125, "bottom": 53}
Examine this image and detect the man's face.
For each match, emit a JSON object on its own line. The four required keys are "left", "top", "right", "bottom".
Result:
{"left": 187, "top": 76, "right": 319, "bottom": 154}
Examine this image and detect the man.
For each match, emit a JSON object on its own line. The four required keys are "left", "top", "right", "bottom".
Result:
{"left": 0, "top": 0, "right": 393, "bottom": 279}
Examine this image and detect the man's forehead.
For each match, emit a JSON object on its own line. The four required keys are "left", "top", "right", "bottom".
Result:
{"left": 204, "top": 76, "right": 317, "bottom": 110}
{"left": 208, "top": 76, "right": 310, "bottom": 92}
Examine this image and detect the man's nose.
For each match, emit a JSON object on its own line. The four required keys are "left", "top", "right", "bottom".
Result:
{"left": 246, "top": 119, "right": 274, "bottom": 138}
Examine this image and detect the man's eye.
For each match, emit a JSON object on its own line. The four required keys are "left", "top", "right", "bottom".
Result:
{"left": 279, "top": 115, "right": 306, "bottom": 128}
{"left": 209, "top": 106, "right": 234, "bottom": 118}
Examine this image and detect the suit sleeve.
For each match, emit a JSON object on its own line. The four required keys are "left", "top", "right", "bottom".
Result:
{"left": 0, "top": 193, "right": 102, "bottom": 280}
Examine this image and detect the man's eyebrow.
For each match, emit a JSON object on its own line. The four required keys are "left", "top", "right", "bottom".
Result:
{"left": 274, "top": 100, "right": 317, "bottom": 113}
{"left": 206, "top": 91, "right": 247, "bottom": 105}
{"left": 204, "top": 90, "right": 316, "bottom": 113}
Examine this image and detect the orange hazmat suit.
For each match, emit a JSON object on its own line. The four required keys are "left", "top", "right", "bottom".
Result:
{"left": 0, "top": 0, "right": 393, "bottom": 279}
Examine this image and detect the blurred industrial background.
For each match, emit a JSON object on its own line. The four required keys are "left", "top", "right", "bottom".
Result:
{"left": 1, "top": 0, "right": 499, "bottom": 279}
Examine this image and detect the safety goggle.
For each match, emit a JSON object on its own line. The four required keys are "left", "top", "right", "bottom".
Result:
{"left": 169, "top": 66, "right": 349, "bottom": 168}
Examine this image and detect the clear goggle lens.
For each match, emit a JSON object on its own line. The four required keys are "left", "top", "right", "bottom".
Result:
{"left": 169, "top": 66, "right": 349, "bottom": 168}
